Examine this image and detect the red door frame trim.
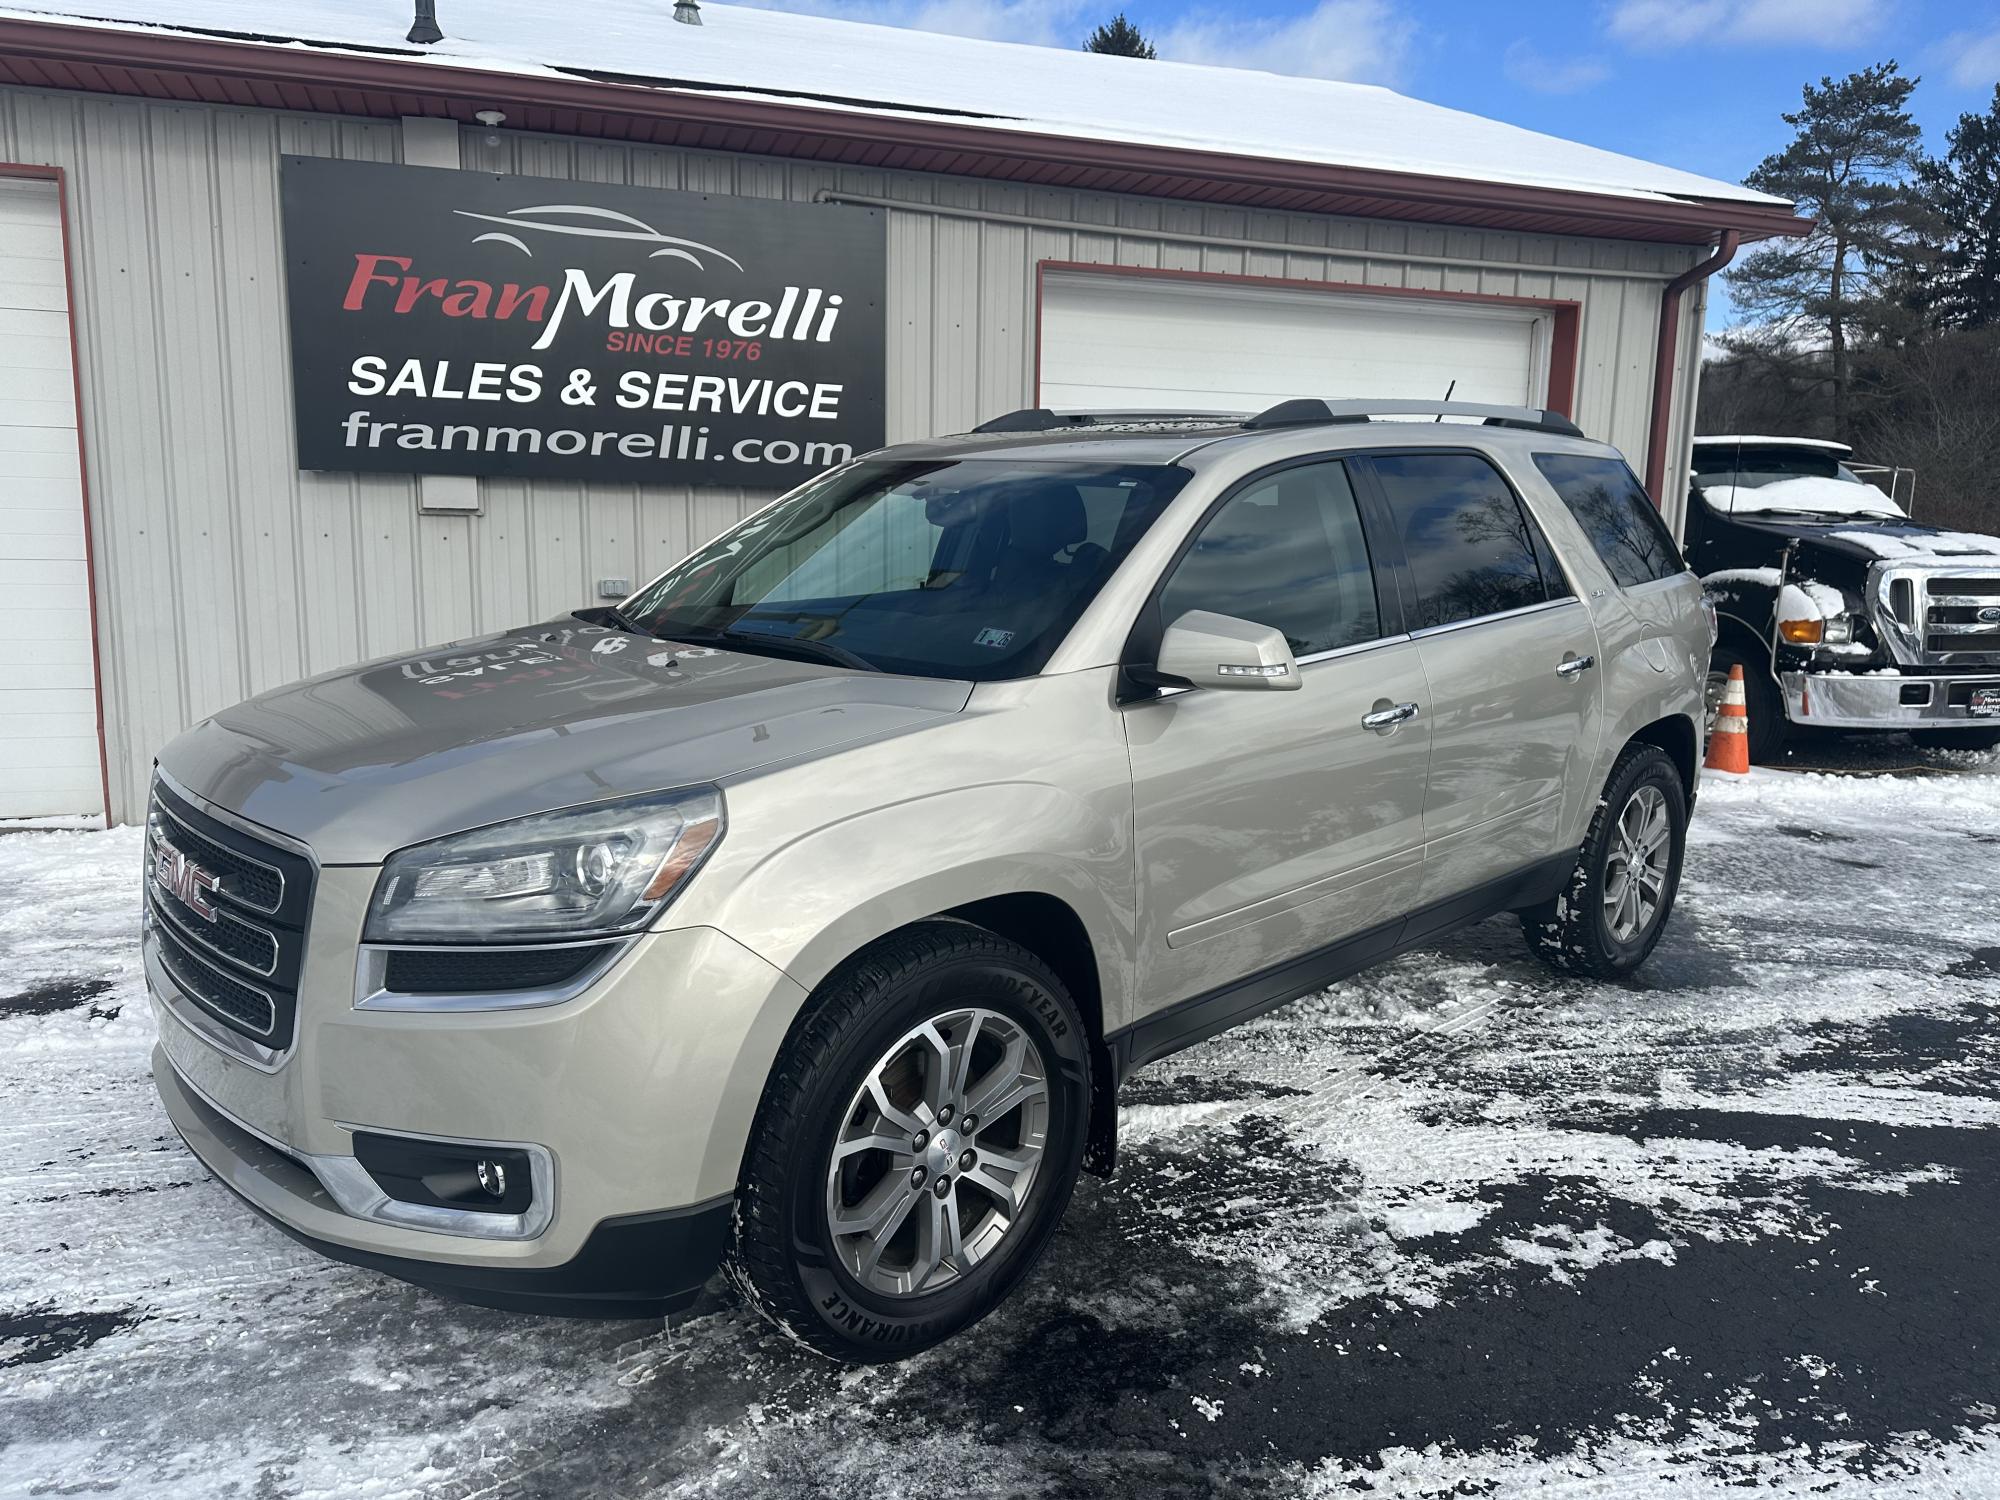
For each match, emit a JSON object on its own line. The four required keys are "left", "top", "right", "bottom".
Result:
{"left": 1, "top": 161, "right": 113, "bottom": 825}
{"left": 1031, "top": 260, "right": 1582, "bottom": 417}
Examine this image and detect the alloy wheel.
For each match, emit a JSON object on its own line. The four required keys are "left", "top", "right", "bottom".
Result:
{"left": 1603, "top": 784, "right": 1671, "bottom": 943}
{"left": 824, "top": 1007, "right": 1049, "bottom": 1298}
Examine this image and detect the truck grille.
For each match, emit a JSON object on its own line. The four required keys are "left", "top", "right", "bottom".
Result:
{"left": 146, "top": 779, "right": 313, "bottom": 1049}
{"left": 1925, "top": 576, "right": 2000, "bottom": 659}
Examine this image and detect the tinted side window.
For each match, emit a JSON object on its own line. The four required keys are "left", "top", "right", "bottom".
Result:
{"left": 1370, "top": 453, "right": 1559, "bottom": 631}
{"left": 1159, "top": 460, "right": 1380, "bottom": 658}
{"left": 1534, "top": 453, "right": 1685, "bottom": 588}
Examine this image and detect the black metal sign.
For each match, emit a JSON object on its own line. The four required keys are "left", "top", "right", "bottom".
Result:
{"left": 280, "top": 157, "right": 886, "bottom": 485}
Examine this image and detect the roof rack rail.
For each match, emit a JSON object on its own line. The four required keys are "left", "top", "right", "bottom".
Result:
{"left": 1241, "top": 398, "right": 1586, "bottom": 439}
{"left": 972, "top": 407, "right": 1248, "bottom": 434}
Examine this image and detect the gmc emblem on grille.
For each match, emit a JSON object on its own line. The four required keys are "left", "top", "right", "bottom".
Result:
{"left": 154, "top": 840, "right": 222, "bottom": 922}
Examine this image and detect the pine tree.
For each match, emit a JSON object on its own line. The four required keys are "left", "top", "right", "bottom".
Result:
{"left": 1912, "top": 86, "right": 2000, "bottom": 330}
{"left": 1726, "top": 62, "right": 1926, "bottom": 440}
{"left": 1084, "top": 13, "right": 1156, "bottom": 59}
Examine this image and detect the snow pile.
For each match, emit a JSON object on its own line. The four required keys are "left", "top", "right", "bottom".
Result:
{"left": 1301, "top": 1423, "right": 2000, "bottom": 1498}
{"left": 0, "top": 0, "right": 1791, "bottom": 208}
{"left": 1703, "top": 567, "right": 1781, "bottom": 589}
{"left": 1777, "top": 579, "right": 1845, "bottom": 623}
{"left": 1694, "top": 436, "right": 1853, "bottom": 454}
{"left": 1704, "top": 477, "right": 1904, "bottom": 521}
{"left": 1827, "top": 529, "right": 2000, "bottom": 562}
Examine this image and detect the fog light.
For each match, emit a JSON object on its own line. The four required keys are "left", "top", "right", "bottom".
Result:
{"left": 352, "top": 1132, "right": 533, "bottom": 1216}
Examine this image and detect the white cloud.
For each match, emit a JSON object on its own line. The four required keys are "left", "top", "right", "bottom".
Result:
{"left": 1606, "top": 0, "right": 1889, "bottom": 51}
{"left": 1940, "top": 28, "right": 2000, "bottom": 90}
{"left": 736, "top": 0, "right": 1416, "bottom": 84}
{"left": 1501, "top": 39, "right": 1611, "bottom": 94}
{"left": 1154, "top": 0, "right": 1416, "bottom": 84}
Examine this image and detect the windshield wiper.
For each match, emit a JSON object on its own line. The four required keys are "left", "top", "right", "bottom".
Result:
{"left": 660, "top": 627, "right": 882, "bottom": 673}
{"left": 602, "top": 604, "right": 649, "bottom": 635}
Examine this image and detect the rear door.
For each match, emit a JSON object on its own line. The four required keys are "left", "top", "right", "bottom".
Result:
{"left": 1123, "top": 457, "right": 1432, "bottom": 1015}
{"left": 1530, "top": 449, "right": 1703, "bottom": 694}
{"left": 1355, "top": 449, "right": 1602, "bottom": 908}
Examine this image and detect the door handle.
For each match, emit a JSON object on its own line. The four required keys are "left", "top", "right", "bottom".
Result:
{"left": 1555, "top": 654, "right": 1596, "bottom": 678}
{"left": 1361, "top": 701, "right": 1420, "bottom": 732}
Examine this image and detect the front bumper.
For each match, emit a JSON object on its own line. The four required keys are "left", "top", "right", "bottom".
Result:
{"left": 155, "top": 1049, "right": 731, "bottom": 1317}
{"left": 1782, "top": 671, "right": 2000, "bottom": 730}
{"left": 147, "top": 854, "right": 810, "bottom": 1316}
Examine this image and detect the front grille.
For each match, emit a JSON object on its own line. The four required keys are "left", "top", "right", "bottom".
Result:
{"left": 152, "top": 880, "right": 278, "bottom": 974}
{"left": 382, "top": 945, "right": 606, "bottom": 994}
{"left": 146, "top": 779, "right": 314, "bottom": 1049}
{"left": 1918, "top": 574, "right": 2000, "bottom": 662}
{"left": 148, "top": 806, "right": 284, "bottom": 913}
{"left": 153, "top": 921, "right": 276, "bottom": 1037}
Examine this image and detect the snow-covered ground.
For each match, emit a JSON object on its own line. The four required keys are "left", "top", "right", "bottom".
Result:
{"left": 4, "top": 749, "right": 2000, "bottom": 1497}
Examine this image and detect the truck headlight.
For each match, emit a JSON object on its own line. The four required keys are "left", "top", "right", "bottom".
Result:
{"left": 1779, "top": 614, "right": 1856, "bottom": 646}
{"left": 364, "top": 787, "right": 724, "bottom": 943}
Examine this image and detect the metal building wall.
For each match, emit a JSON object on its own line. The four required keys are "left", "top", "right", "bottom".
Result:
{"left": 0, "top": 85, "right": 1706, "bottom": 822}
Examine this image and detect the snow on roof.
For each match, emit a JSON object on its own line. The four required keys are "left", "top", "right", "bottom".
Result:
{"left": 1693, "top": 435, "right": 1854, "bottom": 452}
{"left": 0, "top": 0, "right": 1792, "bottom": 212}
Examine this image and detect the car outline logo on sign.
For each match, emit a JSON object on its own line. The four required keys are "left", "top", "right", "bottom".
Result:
{"left": 452, "top": 202, "right": 746, "bottom": 272}
{"left": 153, "top": 839, "right": 222, "bottom": 922}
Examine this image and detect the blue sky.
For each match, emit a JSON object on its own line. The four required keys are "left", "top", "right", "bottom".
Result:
{"left": 745, "top": 0, "right": 2000, "bottom": 329}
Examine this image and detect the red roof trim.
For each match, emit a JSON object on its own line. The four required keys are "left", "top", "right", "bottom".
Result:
{"left": 0, "top": 15, "right": 1811, "bottom": 246}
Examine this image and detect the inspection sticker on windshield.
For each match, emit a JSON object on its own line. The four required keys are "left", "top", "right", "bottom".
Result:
{"left": 1973, "top": 687, "right": 2000, "bottom": 718}
{"left": 973, "top": 628, "right": 1016, "bottom": 649}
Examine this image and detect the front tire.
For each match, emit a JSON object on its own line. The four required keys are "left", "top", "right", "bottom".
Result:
{"left": 725, "top": 922, "right": 1091, "bottom": 1363}
{"left": 1521, "top": 744, "right": 1688, "bottom": 980}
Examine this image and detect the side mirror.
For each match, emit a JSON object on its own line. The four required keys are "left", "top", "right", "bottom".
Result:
{"left": 1153, "top": 610, "right": 1301, "bottom": 691}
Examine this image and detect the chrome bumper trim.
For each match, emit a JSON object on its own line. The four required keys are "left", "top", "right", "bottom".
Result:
{"left": 1781, "top": 671, "right": 2000, "bottom": 729}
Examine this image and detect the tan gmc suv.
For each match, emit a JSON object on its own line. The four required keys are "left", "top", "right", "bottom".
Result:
{"left": 145, "top": 399, "right": 1710, "bottom": 1361}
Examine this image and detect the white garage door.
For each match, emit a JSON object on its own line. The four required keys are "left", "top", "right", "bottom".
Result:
{"left": 0, "top": 177, "right": 100, "bottom": 820}
{"left": 1039, "top": 272, "right": 1551, "bottom": 415}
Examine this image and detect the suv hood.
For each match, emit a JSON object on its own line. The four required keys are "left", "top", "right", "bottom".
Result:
{"left": 158, "top": 619, "right": 972, "bottom": 864}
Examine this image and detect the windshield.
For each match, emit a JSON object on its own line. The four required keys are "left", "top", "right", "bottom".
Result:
{"left": 1692, "top": 445, "right": 1850, "bottom": 490}
{"left": 621, "top": 458, "right": 1190, "bottom": 680}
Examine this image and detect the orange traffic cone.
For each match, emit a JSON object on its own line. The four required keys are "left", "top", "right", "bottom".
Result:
{"left": 1705, "top": 663, "right": 1752, "bottom": 775}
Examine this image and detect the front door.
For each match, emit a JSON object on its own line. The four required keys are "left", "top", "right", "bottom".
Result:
{"left": 1124, "top": 457, "right": 1432, "bottom": 1017}
{"left": 1358, "top": 450, "right": 1601, "bottom": 906}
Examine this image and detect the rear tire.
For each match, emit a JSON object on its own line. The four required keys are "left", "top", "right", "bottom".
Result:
{"left": 1911, "top": 726, "right": 2000, "bottom": 752}
{"left": 725, "top": 922, "right": 1091, "bottom": 1363}
{"left": 1707, "top": 644, "right": 1787, "bottom": 763}
{"left": 1522, "top": 743, "right": 1688, "bottom": 980}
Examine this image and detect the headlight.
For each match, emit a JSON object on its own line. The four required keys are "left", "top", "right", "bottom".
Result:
{"left": 1778, "top": 614, "right": 1854, "bottom": 646}
{"left": 364, "top": 787, "right": 724, "bottom": 943}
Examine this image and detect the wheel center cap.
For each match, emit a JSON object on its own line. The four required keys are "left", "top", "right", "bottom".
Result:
{"left": 927, "top": 1128, "right": 962, "bottom": 1172}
